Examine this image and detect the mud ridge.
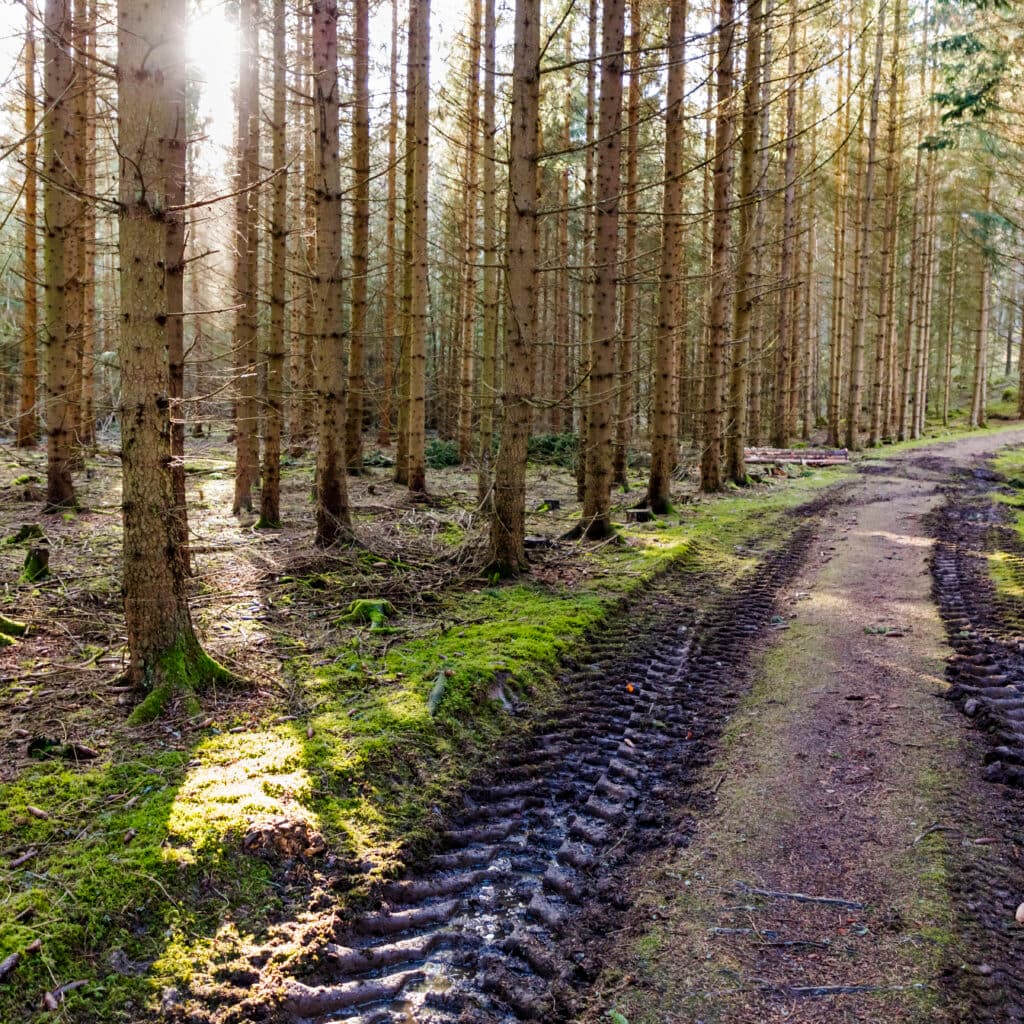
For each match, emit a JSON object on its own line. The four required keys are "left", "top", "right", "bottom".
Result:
{"left": 929, "top": 463, "right": 1024, "bottom": 1023}
{"left": 255, "top": 498, "right": 837, "bottom": 1024}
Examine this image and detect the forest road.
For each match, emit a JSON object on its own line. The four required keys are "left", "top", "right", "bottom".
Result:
{"left": 586, "top": 426, "right": 1024, "bottom": 1024}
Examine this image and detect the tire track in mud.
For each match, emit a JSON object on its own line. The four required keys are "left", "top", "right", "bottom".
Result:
{"left": 930, "top": 464, "right": 1024, "bottom": 1023}
{"left": 275, "top": 495, "right": 839, "bottom": 1024}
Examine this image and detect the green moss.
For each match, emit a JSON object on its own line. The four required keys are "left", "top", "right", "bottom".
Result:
{"left": 128, "top": 637, "right": 233, "bottom": 725}
{"left": 20, "top": 545, "right": 49, "bottom": 582}
{"left": 2, "top": 523, "right": 46, "bottom": 545}
{"left": 985, "top": 447, "right": 1024, "bottom": 600}
{"left": 0, "top": 751, "right": 274, "bottom": 1023}
{"left": 338, "top": 598, "right": 397, "bottom": 629}
{"left": 0, "top": 614, "right": 26, "bottom": 637}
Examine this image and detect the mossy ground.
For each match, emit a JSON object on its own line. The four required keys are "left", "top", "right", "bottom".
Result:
{"left": 983, "top": 445, "right": 1024, "bottom": 601}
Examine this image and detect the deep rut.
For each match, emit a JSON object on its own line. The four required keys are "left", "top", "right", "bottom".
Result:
{"left": 278, "top": 501, "right": 832, "bottom": 1024}
{"left": 930, "top": 463, "right": 1024, "bottom": 1022}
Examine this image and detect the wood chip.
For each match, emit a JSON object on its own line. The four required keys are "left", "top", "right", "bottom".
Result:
{"left": 26, "top": 806, "right": 50, "bottom": 820}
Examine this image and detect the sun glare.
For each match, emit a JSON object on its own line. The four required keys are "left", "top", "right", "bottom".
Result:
{"left": 187, "top": 1, "right": 239, "bottom": 163}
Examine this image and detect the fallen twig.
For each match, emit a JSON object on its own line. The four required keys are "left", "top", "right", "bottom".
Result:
{"left": 735, "top": 882, "right": 864, "bottom": 910}
{"left": 912, "top": 822, "right": 961, "bottom": 845}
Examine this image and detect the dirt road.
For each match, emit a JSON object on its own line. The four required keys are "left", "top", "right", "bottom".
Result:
{"left": 591, "top": 428, "right": 1024, "bottom": 1024}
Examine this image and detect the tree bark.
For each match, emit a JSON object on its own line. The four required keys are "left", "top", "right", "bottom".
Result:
{"left": 117, "top": 0, "right": 225, "bottom": 703}
{"left": 869, "top": 0, "right": 902, "bottom": 446}
{"left": 844, "top": 0, "right": 886, "bottom": 451}
{"left": 378, "top": 0, "right": 400, "bottom": 447}
{"left": 726, "top": 0, "right": 763, "bottom": 483}
{"left": 488, "top": 0, "right": 539, "bottom": 575}
{"left": 580, "top": 0, "right": 625, "bottom": 536}
{"left": 232, "top": 0, "right": 260, "bottom": 514}
{"left": 344, "top": 0, "right": 370, "bottom": 473}
{"left": 17, "top": 0, "right": 39, "bottom": 449}
{"left": 613, "top": 0, "right": 642, "bottom": 488}
{"left": 313, "top": 0, "right": 353, "bottom": 543}
{"left": 43, "top": 0, "right": 76, "bottom": 509}
{"left": 457, "top": 0, "right": 482, "bottom": 464}
{"left": 970, "top": 168, "right": 993, "bottom": 429}
{"left": 575, "top": 0, "right": 598, "bottom": 501}
{"left": 700, "top": 0, "right": 736, "bottom": 492}
{"left": 260, "top": 0, "right": 288, "bottom": 527}
{"left": 943, "top": 220, "right": 959, "bottom": 426}
{"left": 477, "top": 0, "right": 498, "bottom": 503}
{"left": 647, "top": 0, "right": 687, "bottom": 512}
{"left": 770, "top": 0, "right": 799, "bottom": 449}
{"left": 406, "top": 0, "right": 431, "bottom": 493}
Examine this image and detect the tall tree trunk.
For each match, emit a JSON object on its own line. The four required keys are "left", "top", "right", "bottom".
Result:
{"left": 844, "top": 0, "right": 886, "bottom": 451}
{"left": 79, "top": 0, "right": 97, "bottom": 448}
{"left": 970, "top": 168, "right": 993, "bottom": 429}
{"left": 580, "top": 0, "right": 625, "bottom": 536}
{"left": 488, "top": 0, "right": 539, "bottom": 575}
{"left": 406, "top": 0, "right": 431, "bottom": 493}
{"left": 613, "top": 0, "right": 642, "bottom": 488}
{"left": 576, "top": 0, "right": 598, "bottom": 501}
{"left": 477, "top": 0, "right": 498, "bottom": 503}
{"left": 646, "top": 0, "right": 687, "bottom": 512}
{"left": 700, "top": 0, "right": 736, "bottom": 492}
{"left": 457, "top": 0, "right": 482, "bottom": 463}
{"left": 17, "top": 0, "right": 39, "bottom": 449}
{"left": 551, "top": 31, "right": 572, "bottom": 435}
{"left": 232, "top": 0, "right": 260, "bottom": 514}
{"left": 163, "top": 0, "right": 188, "bottom": 566}
{"left": 64, "top": 0, "right": 87, "bottom": 462}
{"left": 770, "top": 0, "right": 799, "bottom": 449}
{"left": 869, "top": 0, "right": 902, "bottom": 446}
{"left": 345, "top": 0, "right": 371, "bottom": 473}
{"left": 914, "top": 150, "right": 939, "bottom": 437}
{"left": 944, "top": 221, "right": 959, "bottom": 425}
{"left": 260, "top": 0, "right": 288, "bottom": 527}
{"left": 726, "top": 0, "right": 763, "bottom": 483}
{"left": 747, "top": 0, "right": 772, "bottom": 446}
{"left": 827, "top": 25, "right": 849, "bottom": 447}
{"left": 288, "top": 12, "right": 313, "bottom": 452}
{"left": 378, "top": 0, "right": 400, "bottom": 447}
{"left": 43, "top": 0, "right": 76, "bottom": 509}
{"left": 313, "top": 0, "right": 353, "bottom": 543}
{"left": 117, "top": 0, "right": 225, "bottom": 701}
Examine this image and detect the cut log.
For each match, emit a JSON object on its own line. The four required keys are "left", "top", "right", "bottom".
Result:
{"left": 744, "top": 447, "right": 849, "bottom": 466}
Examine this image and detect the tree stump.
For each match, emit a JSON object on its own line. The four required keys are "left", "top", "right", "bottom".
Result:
{"left": 22, "top": 543, "right": 49, "bottom": 582}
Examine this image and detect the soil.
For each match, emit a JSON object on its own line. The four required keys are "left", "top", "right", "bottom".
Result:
{"left": 584, "top": 428, "right": 1024, "bottom": 1024}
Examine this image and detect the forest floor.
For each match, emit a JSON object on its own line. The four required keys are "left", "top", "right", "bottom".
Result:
{"left": 3, "top": 421, "right": 1024, "bottom": 1023}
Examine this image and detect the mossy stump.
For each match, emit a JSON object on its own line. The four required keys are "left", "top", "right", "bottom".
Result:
{"left": 21, "top": 544, "right": 49, "bottom": 582}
